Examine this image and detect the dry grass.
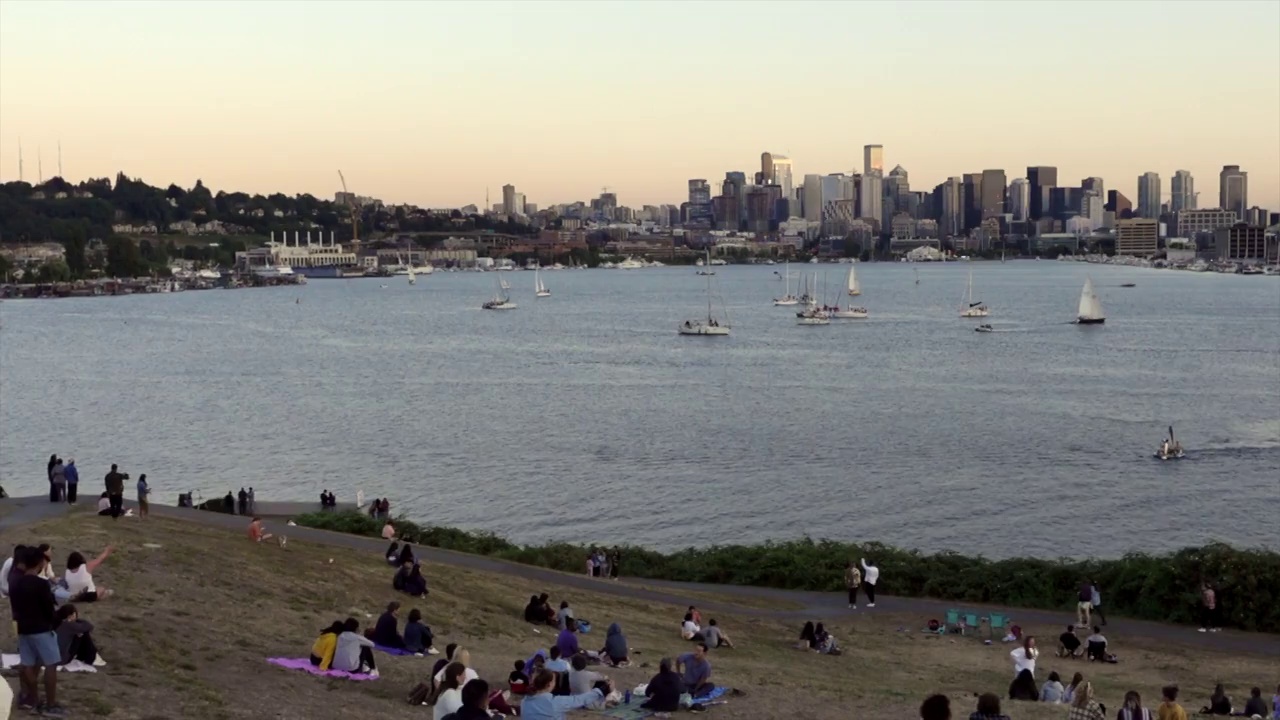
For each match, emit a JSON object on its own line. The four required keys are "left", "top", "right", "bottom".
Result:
{"left": 1, "top": 512, "right": 1273, "bottom": 720}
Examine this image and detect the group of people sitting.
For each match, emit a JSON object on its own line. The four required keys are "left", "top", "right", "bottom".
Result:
{"left": 679, "top": 606, "right": 735, "bottom": 649}
{"left": 1058, "top": 624, "right": 1116, "bottom": 663}
{"left": 797, "top": 621, "right": 840, "bottom": 655}
{"left": 386, "top": 542, "right": 428, "bottom": 598}
{"left": 921, "top": 682, "right": 1279, "bottom": 720}
{"left": 2, "top": 542, "right": 111, "bottom": 715}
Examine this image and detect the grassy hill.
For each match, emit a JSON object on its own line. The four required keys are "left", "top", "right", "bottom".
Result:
{"left": 1, "top": 512, "right": 1272, "bottom": 719}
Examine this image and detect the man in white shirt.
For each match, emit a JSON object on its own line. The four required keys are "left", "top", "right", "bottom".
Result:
{"left": 860, "top": 558, "right": 880, "bottom": 608}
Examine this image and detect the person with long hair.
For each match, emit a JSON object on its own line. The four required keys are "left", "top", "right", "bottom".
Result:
{"left": 520, "top": 668, "right": 609, "bottom": 719}
{"left": 968, "top": 693, "right": 1010, "bottom": 720}
{"left": 309, "top": 620, "right": 345, "bottom": 670}
{"left": 798, "top": 621, "right": 817, "bottom": 651}
{"left": 1040, "top": 671, "right": 1065, "bottom": 703}
{"left": 433, "top": 648, "right": 478, "bottom": 687}
{"left": 1067, "top": 681, "right": 1105, "bottom": 720}
{"left": 1202, "top": 683, "right": 1232, "bottom": 715}
{"left": 1063, "top": 672, "right": 1086, "bottom": 705}
{"left": 523, "top": 595, "right": 542, "bottom": 624}
{"left": 1117, "top": 690, "right": 1152, "bottom": 720}
{"left": 385, "top": 541, "right": 401, "bottom": 566}
{"left": 642, "top": 658, "right": 682, "bottom": 712}
{"left": 1008, "top": 668, "right": 1038, "bottom": 701}
{"left": 813, "top": 622, "right": 839, "bottom": 655}
{"left": 1010, "top": 636, "right": 1038, "bottom": 677}
{"left": 429, "top": 662, "right": 467, "bottom": 720}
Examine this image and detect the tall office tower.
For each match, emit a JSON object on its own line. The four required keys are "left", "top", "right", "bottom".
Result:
{"left": 1084, "top": 191, "right": 1105, "bottom": 230}
{"left": 1026, "top": 166, "right": 1057, "bottom": 221}
{"left": 860, "top": 172, "right": 882, "bottom": 226}
{"left": 723, "top": 171, "right": 747, "bottom": 226}
{"left": 761, "top": 152, "right": 793, "bottom": 200}
{"left": 864, "top": 145, "right": 884, "bottom": 176}
{"left": 1171, "top": 170, "right": 1196, "bottom": 213}
{"left": 501, "top": 184, "right": 517, "bottom": 215}
{"left": 1137, "top": 172, "right": 1161, "bottom": 219}
{"left": 940, "top": 177, "right": 964, "bottom": 237}
{"left": 1219, "top": 165, "right": 1248, "bottom": 220}
{"left": 883, "top": 165, "right": 910, "bottom": 229}
{"left": 803, "top": 174, "right": 824, "bottom": 222}
{"left": 963, "top": 173, "right": 984, "bottom": 231}
{"left": 687, "top": 179, "right": 712, "bottom": 226}
{"left": 1081, "top": 177, "right": 1104, "bottom": 196}
{"left": 981, "top": 169, "right": 1007, "bottom": 219}
{"left": 513, "top": 192, "right": 526, "bottom": 214}
{"left": 1008, "top": 178, "right": 1030, "bottom": 221}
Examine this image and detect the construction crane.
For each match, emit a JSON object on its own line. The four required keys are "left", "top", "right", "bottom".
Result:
{"left": 338, "top": 170, "right": 359, "bottom": 241}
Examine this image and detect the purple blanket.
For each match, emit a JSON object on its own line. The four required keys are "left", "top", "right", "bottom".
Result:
{"left": 373, "top": 644, "right": 415, "bottom": 656}
{"left": 266, "top": 657, "right": 379, "bottom": 680}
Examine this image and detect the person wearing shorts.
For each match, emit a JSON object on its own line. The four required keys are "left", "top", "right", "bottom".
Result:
{"left": 11, "top": 546, "right": 63, "bottom": 715}
{"left": 1076, "top": 580, "right": 1093, "bottom": 628}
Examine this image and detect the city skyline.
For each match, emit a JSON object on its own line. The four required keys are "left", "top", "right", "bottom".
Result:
{"left": 1, "top": 1, "right": 1277, "bottom": 210}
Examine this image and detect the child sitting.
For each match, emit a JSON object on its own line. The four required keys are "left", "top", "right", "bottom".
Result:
{"left": 508, "top": 659, "right": 530, "bottom": 695}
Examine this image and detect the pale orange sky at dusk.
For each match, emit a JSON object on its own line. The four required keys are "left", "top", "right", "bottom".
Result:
{"left": 2, "top": 0, "right": 1278, "bottom": 211}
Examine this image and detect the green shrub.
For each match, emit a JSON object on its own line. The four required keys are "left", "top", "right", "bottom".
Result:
{"left": 293, "top": 512, "right": 1280, "bottom": 632}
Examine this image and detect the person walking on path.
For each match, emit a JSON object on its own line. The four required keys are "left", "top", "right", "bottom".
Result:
{"left": 844, "top": 561, "right": 862, "bottom": 609}
{"left": 64, "top": 460, "right": 79, "bottom": 504}
{"left": 1198, "top": 583, "right": 1219, "bottom": 633}
{"left": 11, "top": 546, "right": 64, "bottom": 716}
{"left": 860, "top": 558, "right": 879, "bottom": 607}
{"left": 1089, "top": 581, "right": 1106, "bottom": 626}
{"left": 136, "top": 474, "right": 151, "bottom": 519}
{"left": 104, "top": 464, "right": 126, "bottom": 519}
{"left": 1076, "top": 580, "right": 1093, "bottom": 628}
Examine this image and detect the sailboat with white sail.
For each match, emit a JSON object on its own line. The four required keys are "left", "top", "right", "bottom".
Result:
{"left": 796, "top": 272, "right": 830, "bottom": 325}
{"left": 679, "top": 262, "right": 730, "bottom": 336}
{"left": 1075, "top": 276, "right": 1105, "bottom": 324}
{"left": 959, "top": 268, "right": 989, "bottom": 318}
{"left": 483, "top": 276, "right": 517, "bottom": 310}
{"left": 773, "top": 261, "right": 798, "bottom": 305}
{"left": 535, "top": 269, "right": 551, "bottom": 297}
{"left": 846, "top": 265, "right": 861, "bottom": 296}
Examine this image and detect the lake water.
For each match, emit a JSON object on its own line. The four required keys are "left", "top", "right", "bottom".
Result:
{"left": 2, "top": 262, "right": 1277, "bottom": 558}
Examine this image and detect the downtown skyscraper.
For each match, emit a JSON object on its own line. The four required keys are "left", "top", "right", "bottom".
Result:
{"left": 1171, "top": 170, "right": 1196, "bottom": 213}
{"left": 1219, "top": 165, "right": 1248, "bottom": 220}
{"left": 1026, "top": 166, "right": 1057, "bottom": 221}
{"left": 1137, "top": 172, "right": 1161, "bottom": 219}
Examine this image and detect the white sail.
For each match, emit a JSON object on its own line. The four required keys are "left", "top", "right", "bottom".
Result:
{"left": 407, "top": 264, "right": 416, "bottom": 285}
{"left": 535, "top": 269, "right": 550, "bottom": 296}
{"left": 500, "top": 278, "right": 510, "bottom": 290}
{"left": 846, "top": 265, "right": 861, "bottom": 296}
{"left": 1077, "top": 277, "right": 1104, "bottom": 320}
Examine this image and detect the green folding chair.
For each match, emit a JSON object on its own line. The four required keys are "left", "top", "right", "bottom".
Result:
{"left": 944, "top": 609, "right": 961, "bottom": 634}
{"left": 989, "top": 612, "right": 1009, "bottom": 635}
{"left": 963, "top": 613, "right": 979, "bottom": 635}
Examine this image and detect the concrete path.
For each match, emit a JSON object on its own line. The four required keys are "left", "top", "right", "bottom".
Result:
{"left": 3, "top": 495, "right": 1276, "bottom": 658}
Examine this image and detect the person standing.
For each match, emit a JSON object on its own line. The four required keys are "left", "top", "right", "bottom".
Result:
{"left": 860, "top": 558, "right": 879, "bottom": 607}
{"left": 845, "top": 561, "right": 862, "bottom": 609}
{"left": 104, "top": 464, "right": 126, "bottom": 520}
{"left": 237, "top": 488, "right": 249, "bottom": 516}
{"left": 1198, "top": 582, "right": 1218, "bottom": 633}
{"left": 11, "top": 547, "right": 63, "bottom": 716}
{"left": 64, "top": 460, "right": 79, "bottom": 504}
{"left": 248, "top": 487, "right": 256, "bottom": 515}
{"left": 609, "top": 547, "right": 621, "bottom": 581}
{"left": 1089, "top": 581, "right": 1106, "bottom": 626}
{"left": 136, "top": 474, "right": 151, "bottom": 519}
{"left": 49, "top": 460, "right": 67, "bottom": 504}
{"left": 1076, "top": 579, "right": 1093, "bottom": 628}
{"left": 47, "top": 455, "right": 59, "bottom": 503}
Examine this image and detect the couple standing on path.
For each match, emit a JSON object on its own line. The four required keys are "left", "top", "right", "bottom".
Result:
{"left": 45, "top": 456, "right": 79, "bottom": 504}
{"left": 845, "top": 559, "right": 880, "bottom": 609}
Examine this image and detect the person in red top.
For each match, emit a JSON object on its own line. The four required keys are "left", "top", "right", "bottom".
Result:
{"left": 1198, "top": 582, "right": 1218, "bottom": 633}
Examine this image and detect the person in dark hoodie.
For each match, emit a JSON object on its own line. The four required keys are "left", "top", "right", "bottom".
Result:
{"left": 403, "top": 608, "right": 436, "bottom": 655}
{"left": 524, "top": 595, "right": 543, "bottom": 624}
{"left": 601, "top": 622, "right": 629, "bottom": 666}
{"left": 63, "top": 460, "right": 79, "bottom": 504}
{"left": 47, "top": 455, "right": 59, "bottom": 502}
{"left": 641, "top": 657, "right": 683, "bottom": 712}
{"left": 397, "top": 543, "right": 416, "bottom": 567}
{"left": 404, "top": 564, "right": 428, "bottom": 598}
{"left": 385, "top": 541, "right": 401, "bottom": 566}
{"left": 393, "top": 562, "right": 413, "bottom": 593}
{"left": 442, "top": 678, "right": 492, "bottom": 720}
{"left": 54, "top": 604, "right": 98, "bottom": 666}
{"left": 370, "top": 602, "right": 404, "bottom": 649}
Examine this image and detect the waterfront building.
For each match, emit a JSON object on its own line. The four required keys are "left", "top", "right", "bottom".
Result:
{"left": 1027, "top": 166, "right": 1057, "bottom": 221}
{"left": 981, "top": 169, "right": 1006, "bottom": 220}
{"left": 1137, "top": 172, "right": 1161, "bottom": 219}
{"left": 1219, "top": 165, "right": 1248, "bottom": 220}
{"left": 1115, "top": 218, "right": 1159, "bottom": 256}
{"left": 1171, "top": 170, "right": 1196, "bottom": 213}
{"left": 1173, "top": 208, "right": 1238, "bottom": 239}
{"left": 1214, "top": 222, "right": 1269, "bottom": 263}
{"left": 963, "top": 173, "right": 983, "bottom": 232}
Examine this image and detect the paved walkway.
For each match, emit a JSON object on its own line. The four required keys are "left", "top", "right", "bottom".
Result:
{"left": 3, "top": 495, "right": 1277, "bottom": 658}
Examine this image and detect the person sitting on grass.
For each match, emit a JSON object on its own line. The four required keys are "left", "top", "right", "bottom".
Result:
{"left": 1008, "top": 668, "right": 1038, "bottom": 701}
{"left": 1085, "top": 626, "right": 1109, "bottom": 662}
{"left": 642, "top": 657, "right": 683, "bottom": 713}
{"left": 1117, "top": 690, "right": 1153, "bottom": 720}
{"left": 524, "top": 595, "right": 543, "bottom": 624}
{"left": 309, "top": 620, "right": 345, "bottom": 670}
{"left": 1201, "top": 684, "right": 1232, "bottom": 715}
{"left": 397, "top": 543, "right": 416, "bottom": 567}
{"left": 1158, "top": 685, "right": 1187, "bottom": 720}
{"left": 508, "top": 659, "right": 530, "bottom": 695}
{"left": 798, "top": 620, "right": 818, "bottom": 651}
{"left": 371, "top": 601, "right": 405, "bottom": 649}
{"left": 430, "top": 643, "right": 460, "bottom": 689}
{"left": 96, "top": 493, "right": 112, "bottom": 516}
{"left": 600, "top": 622, "right": 629, "bottom": 666}
{"left": 557, "top": 600, "right": 575, "bottom": 631}
{"left": 433, "top": 648, "right": 478, "bottom": 687}
{"left": 247, "top": 517, "right": 275, "bottom": 544}
{"left": 568, "top": 654, "right": 607, "bottom": 697}
{"left": 1039, "top": 671, "right": 1065, "bottom": 703}
{"left": 429, "top": 662, "right": 468, "bottom": 720}
{"left": 968, "top": 693, "right": 1011, "bottom": 720}
{"left": 403, "top": 563, "right": 428, "bottom": 598}
{"left": 1063, "top": 672, "right": 1086, "bottom": 705}
{"left": 404, "top": 608, "right": 436, "bottom": 656}
{"left": 64, "top": 548, "right": 114, "bottom": 602}
{"left": 555, "top": 617, "right": 581, "bottom": 659}
{"left": 702, "top": 618, "right": 735, "bottom": 649}
{"left": 53, "top": 604, "right": 98, "bottom": 667}
{"left": 813, "top": 622, "right": 840, "bottom": 655}
{"left": 441, "top": 678, "right": 493, "bottom": 720}
{"left": 333, "top": 618, "right": 378, "bottom": 677}
{"left": 920, "top": 694, "right": 952, "bottom": 720}
{"left": 680, "top": 612, "right": 702, "bottom": 641}
{"left": 1067, "top": 681, "right": 1105, "bottom": 720}
{"left": 544, "top": 646, "right": 570, "bottom": 678}
{"left": 677, "top": 642, "right": 714, "bottom": 698}
{"left": 1059, "top": 625, "right": 1084, "bottom": 658}
{"left": 537, "top": 594, "right": 558, "bottom": 627}
{"left": 1241, "top": 686, "right": 1267, "bottom": 718}
{"left": 520, "top": 668, "right": 609, "bottom": 720}
{"left": 385, "top": 541, "right": 401, "bottom": 566}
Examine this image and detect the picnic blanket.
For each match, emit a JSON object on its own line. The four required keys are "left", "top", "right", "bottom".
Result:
{"left": 693, "top": 686, "right": 728, "bottom": 704}
{"left": 595, "top": 703, "right": 654, "bottom": 720}
{"left": 373, "top": 644, "right": 415, "bottom": 656}
{"left": 266, "top": 657, "right": 378, "bottom": 680}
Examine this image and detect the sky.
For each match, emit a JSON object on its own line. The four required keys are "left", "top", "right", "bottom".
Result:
{"left": 2, "top": 0, "right": 1278, "bottom": 211}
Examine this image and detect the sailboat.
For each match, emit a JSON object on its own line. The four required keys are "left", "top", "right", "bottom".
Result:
{"left": 846, "top": 265, "right": 861, "bottom": 296}
{"left": 959, "top": 268, "right": 989, "bottom": 318}
{"left": 499, "top": 277, "right": 511, "bottom": 291}
{"left": 679, "top": 264, "right": 730, "bottom": 336}
{"left": 796, "top": 272, "right": 830, "bottom": 324}
{"left": 407, "top": 264, "right": 416, "bottom": 286}
{"left": 773, "top": 261, "right": 798, "bottom": 305}
{"left": 535, "top": 269, "right": 551, "bottom": 298}
{"left": 1075, "top": 277, "right": 1105, "bottom": 324}
{"left": 482, "top": 276, "right": 517, "bottom": 310}
{"left": 1154, "top": 425, "right": 1185, "bottom": 460}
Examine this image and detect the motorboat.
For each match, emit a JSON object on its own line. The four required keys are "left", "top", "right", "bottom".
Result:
{"left": 974, "top": 324, "right": 994, "bottom": 333}
{"left": 1120, "top": 283, "right": 1136, "bottom": 288}
{"left": 1075, "top": 277, "right": 1106, "bottom": 324}
{"left": 482, "top": 298, "right": 518, "bottom": 310}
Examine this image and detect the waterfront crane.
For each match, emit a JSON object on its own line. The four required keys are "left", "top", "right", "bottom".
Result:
{"left": 338, "top": 170, "right": 359, "bottom": 241}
